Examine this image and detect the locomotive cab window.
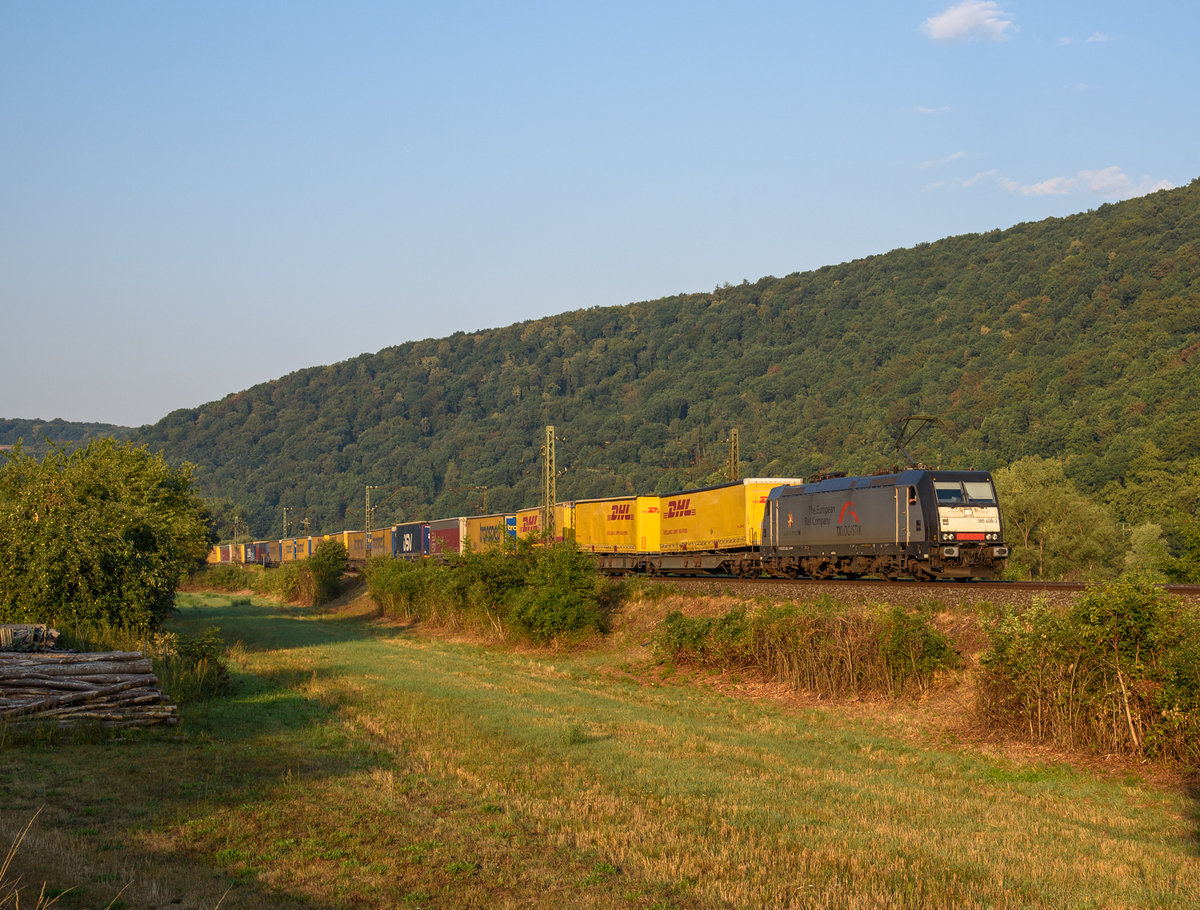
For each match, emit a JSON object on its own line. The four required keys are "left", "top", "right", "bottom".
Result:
{"left": 963, "top": 481, "right": 997, "bottom": 505}
{"left": 934, "top": 482, "right": 965, "bottom": 505}
{"left": 934, "top": 480, "right": 997, "bottom": 507}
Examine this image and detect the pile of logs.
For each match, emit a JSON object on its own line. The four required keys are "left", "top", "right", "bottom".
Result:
{"left": 0, "top": 650, "right": 178, "bottom": 729}
{"left": 0, "top": 624, "right": 59, "bottom": 651}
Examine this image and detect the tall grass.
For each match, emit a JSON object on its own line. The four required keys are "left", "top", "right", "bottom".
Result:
{"left": 0, "top": 811, "right": 74, "bottom": 910}
{"left": 654, "top": 596, "right": 960, "bottom": 697}
{"left": 57, "top": 618, "right": 231, "bottom": 705}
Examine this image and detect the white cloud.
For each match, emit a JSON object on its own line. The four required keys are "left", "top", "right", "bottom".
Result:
{"left": 922, "top": 1, "right": 1015, "bottom": 42}
{"left": 918, "top": 105, "right": 952, "bottom": 114}
{"left": 962, "top": 169, "right": 998, "bottom": 188}
{"left": 922, "top": 151, "right": 967, "bottom": 168}
{"left": 962, "top": 166, "right": 1174, "bottom": 199}
{"left": 1087, "top": 32, "right": 1110, "bottom": 43}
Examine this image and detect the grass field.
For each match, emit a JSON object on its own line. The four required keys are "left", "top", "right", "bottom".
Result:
{"left": 2, "top": 589, "right": 1199, "bottom": 909}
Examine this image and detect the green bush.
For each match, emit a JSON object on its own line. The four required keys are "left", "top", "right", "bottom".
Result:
{"left": 58, "top": 618, "right": 231, "bottom": 704}
{"left": 365, "top": 540, "right": 605, "bottom": 643}
{"left": 979, "top": 576, "right": 1200, "bottom": 764}
{"left": 0, "top": 440, "right": 212, "bottom": 629}
{"left": 365, "top": 557, "right": 456, "bottom": 621}
{"left": 880, "top": 605, "right": 959, "bottom": 695}
{"left": 308, "top": 539, "right": 348, "bottom": 604}
{"left": 189, "top": 564, "right": 257, "bottom": 592}
{"left": 512, "top": 542, "right": 605, "bottom": 643}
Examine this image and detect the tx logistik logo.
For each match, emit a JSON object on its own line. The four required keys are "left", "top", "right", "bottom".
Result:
{"left": 608, "top": 503, "right": 634, "bottom": 521}
{"left": 836, "top": 500, "right": 863, "bottom": 537}
{"left": 665, "top": 498, "right": 697, "bottom": 519}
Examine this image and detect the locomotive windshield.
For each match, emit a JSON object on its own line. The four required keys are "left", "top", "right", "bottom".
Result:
{"left": 963, "top": 481, "right": 997, "bottom": 505}
{"left": 934, "top": 480, "right": 997, "bottom": 506}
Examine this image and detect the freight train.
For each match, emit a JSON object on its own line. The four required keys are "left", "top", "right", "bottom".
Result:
{"left": 209, "top": 469, "right": 1008, "bottom": 581}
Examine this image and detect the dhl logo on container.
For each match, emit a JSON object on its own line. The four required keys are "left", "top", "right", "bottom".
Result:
{"left": 608, "top": 504, "right": 634, "bottom": 521}
{"left": 520, "top": 515, "right": 541, "bottom": 533}
{"left": 664, "top": 498, "right": 697, "bottom": 519}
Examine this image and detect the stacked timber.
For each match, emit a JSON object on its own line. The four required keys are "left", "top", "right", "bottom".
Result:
{"left": 0, "top": 651, "right": 178, "bottom": 728}
{"left": 0, "top": 624, "right": 59, "bottom": 651}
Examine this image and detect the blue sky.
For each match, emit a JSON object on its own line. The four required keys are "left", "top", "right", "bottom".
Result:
{"left": 1, "top": 1, "right": 1192, "bottom": 427}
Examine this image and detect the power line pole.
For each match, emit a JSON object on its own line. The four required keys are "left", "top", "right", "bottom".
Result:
{"left": 727, "top": 428, "right": 740, "bottom": 482}
{"left": 542, "top": 425, "right": 556, "bottom": 541}
{"left": 365, "top": 485, "right": 380, "bottom": 557}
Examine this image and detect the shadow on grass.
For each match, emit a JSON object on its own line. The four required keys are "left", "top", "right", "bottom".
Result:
{"left": 172, "top": 591, "right": 409, "bottom": 653}
{"left": 0, "top": 593, "right": 426, "bottom": 910}
{"left": 1187, "top": 780, "right": 1200, "bottom": 855}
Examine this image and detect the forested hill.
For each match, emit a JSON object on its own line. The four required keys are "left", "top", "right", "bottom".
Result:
{"left": 0, "top": 419, "right": 135, "bottom": 454}
{"left": 136, "top": 179, "right": 1200, "bottom": 540}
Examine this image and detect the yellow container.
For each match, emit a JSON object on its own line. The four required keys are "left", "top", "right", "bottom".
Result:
{"left": 555, "top": 502, "right": 574, "bottom": 542}
{"left": 367, "top": 526, "right": 394, "bottom": 559}
{"left": 659, "top": 478, "right": 803, "bottom": 552}
{"left": 281, "top": 537, "right": 313, "bottom": 562}
{"left": 464, "top": 513, "right": 513, "bottom": 552}
{"left": 573, "top": 495, "right": 661, "bottom": 553}
{"left": 341, "top": 530, "right": 367, "bottom": 561}
{"left": 513, "top": 507, "right": 544, "bottom": 540}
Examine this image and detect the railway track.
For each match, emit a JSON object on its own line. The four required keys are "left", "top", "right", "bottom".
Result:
{"left": 623, "top": 575, "right": 1200, "bottom": 606}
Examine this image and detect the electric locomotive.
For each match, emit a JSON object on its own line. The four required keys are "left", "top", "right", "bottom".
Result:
{"left": 760, "top": 469, "right": 1007, "bottom": 580}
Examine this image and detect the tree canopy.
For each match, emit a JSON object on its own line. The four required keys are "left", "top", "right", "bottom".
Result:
{"left": 0, "top": 440, "right": 213, "bottom": 628}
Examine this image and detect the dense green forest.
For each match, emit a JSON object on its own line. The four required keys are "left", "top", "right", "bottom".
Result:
{"left": 126, "top": 179, "right": 1200, "bottom": 575}
{"left": 0, "top": 419, "right": 135, "bottom": 454}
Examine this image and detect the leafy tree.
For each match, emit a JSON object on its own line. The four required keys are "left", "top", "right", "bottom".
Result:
{"left": 994, "top": 456, "right": 1122, "bottom": 580}
{"left": 0, "top": 440, "right": 212, "bottom": 628}
{"left": 1162, "top": 515, "right": 1200, "bottom": 582}
{"left": 1123, "top": 522, "right": 1169, "bottom": 579}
